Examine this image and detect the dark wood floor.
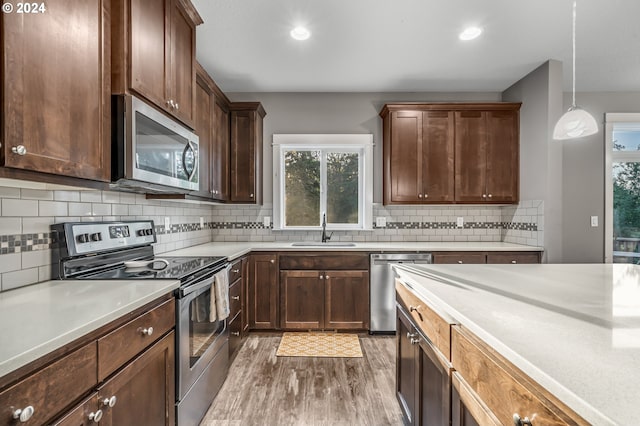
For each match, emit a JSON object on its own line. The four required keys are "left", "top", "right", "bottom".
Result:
{"left": 200, "top": 333, "right": 403, "bottom": 426}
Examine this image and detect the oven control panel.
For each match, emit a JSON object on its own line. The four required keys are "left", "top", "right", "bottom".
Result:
{"left": 65, "top": 221, "right": 156, "bottom": 255}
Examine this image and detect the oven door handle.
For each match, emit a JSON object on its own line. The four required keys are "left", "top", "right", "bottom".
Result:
{"left": 181, "top": 274, "right": 215, "bottom": 297}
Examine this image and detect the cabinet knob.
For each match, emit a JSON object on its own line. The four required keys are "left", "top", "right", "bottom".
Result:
{"left": 232, "top": 269, "right": 240, "bottom": 273}
{"left": 270, "top": 259, "right": 275, "bottom": 264}
{"left": 140, "top": 327, "right": 154, "bottom": 336}
{"left": 88, "top": 410, "right": 103, "bottom": 423}
{"left": 231, "top": 295, "right": 240, "bottom": 301}
{"left": 488, "top": 194, "right": 493, "bottom": 198}
{"left": 482, "top": 194, "right": 487, "bottom": 198}
{"left": 319, "top": 275, "right": 324, "bottom": 280}
{"left": 511, "top": 260, "right": 517, "bottom": 264}
{"left": 231, "top": 331, "right": 240, "bottom": 336}
{"left": 513, "top": 414, "right": 533, "bottom": 426}
{"left": 168, "top": 99, "right": 175, "bottom": 108}
{"left": 11, "top": 145, "right": 27, "bottom": 156}
{"left": 410, "top": 337, "right": 420, "bottom": 345}
{"left": 102, "top": 395, "right": 117, "bottom": 408}
{"left": 175, "top": 103, "right": 179, "bottom": 110}
{"left": 250, "top": 193, "right": 254, "bottom": 198}
{"left": 406, "top": 332, "right": 417, "bottom": 339}
{"left": 12, "top": 406, "right": 34, "bottom": 423}
{"left": 418, "top": 194, "right": 422, "bottom": 198}
{"left": 424, "top": 194, "right": 428, "bottom": 198}
{"left": 325, "top": 275, "right": 330, "bottom": 279}
{"left": 457, "top": 260, "right": 463, "bottom": 264}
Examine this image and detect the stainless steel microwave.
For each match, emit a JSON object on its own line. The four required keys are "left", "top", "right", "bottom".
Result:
{"left": 111, "top": 95, "right": 199, "bottom": 193}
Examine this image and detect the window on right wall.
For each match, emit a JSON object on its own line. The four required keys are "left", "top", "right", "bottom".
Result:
{"left": 605, "top": 113, "right": 640, "bottom": 263}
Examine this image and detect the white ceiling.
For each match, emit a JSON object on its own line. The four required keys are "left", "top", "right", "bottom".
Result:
{"left": 192, "top": 0, "right": 640, "bottom": 93}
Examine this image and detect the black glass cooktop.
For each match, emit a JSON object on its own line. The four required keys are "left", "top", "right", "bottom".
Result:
{"left": 81, "top": 256, "right": 227, "bottom": 281}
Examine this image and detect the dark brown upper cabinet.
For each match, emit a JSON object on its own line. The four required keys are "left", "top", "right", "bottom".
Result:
{"left": 112, "top": 0, "right": 202, "bottom": 128}
{"left": 193, "top": 65, "right": 214, "bottom": 199}
{"left": 382, "top": 109, "right": 455, "bottom": 204}
{"left": 1, "top": 0, "right": 111, "bottom": 183}
{"left": 381, "top": 103, "right": 520, "bottom": 205}
{"left": 230, "top": 103, "right": 266, "bottom": 204}
{"left": 211, "top": 85, "right": 231, "bottom": 202}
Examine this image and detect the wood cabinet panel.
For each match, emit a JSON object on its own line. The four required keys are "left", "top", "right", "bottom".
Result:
{"left": 396, "top": 281, "right": 452, "bottom": 360}
{"left": 248, "top": 254, "right": 279, "bottom": 329}
{"left": 0, "top": 343, "right": 97, "bottom": 426}
{"left": 2, "top": 0, "right": 110, "bottom": 181}
{"left": 451, "top": 372, "right": 499, "bottom": 426}
{"left": 388, "top": 111, "right": 422, "bottom": 203}
{"left": 97, "top": 298, "right": 175, "bottom": 381}
{"left": 98, "top": 332, "right": 175, "bottom": 426}
{"left": 212, "top": 95, "right": 230, "bottom": 201}
{"left": 486, "top": 110, "right": 519, "bottom": 203}
{"left": 432, "top": 252, "right": 487, "bottom": 264}
{"left": 279, "top": 253, "right": 369, "bottom": 270}
{"left": 486, "top": 252, "right": 541, "bottom": 264}
{"left": 229, "top": 258, "right": 243, "bottom": 283}
{"left": 52, "top": 394, "right": 100, "bottom": 426}
{"left": 229, "top": 278, "right": 242, "bottom": 321}
{"left": 169, "top": 0, "right": 196, "bottom": 125}
{"left": 194, "top": 68, "right": 213, "bottom": 198}
{"left": 396, "top": 306, "right": 418, "bottom": 425}
{"left": 228, "top": 315, "right": 242, "bottom": 359}
{"left": 454, "top": 111, "right": 487, "bottom": 203}
{"left": 451, "top": 326, "right": 588, "bottom": 426}
{"left": 324, "top": 270, "right": 369, "bottom": 330}
{"left": 230, "top": 103, "right": 265, "bottom": 203}
{"left": 280, "top": 271, "right": 325, "bottom": 329}
{"left": 422, "top": 111, "right": 455, "bottom": 202}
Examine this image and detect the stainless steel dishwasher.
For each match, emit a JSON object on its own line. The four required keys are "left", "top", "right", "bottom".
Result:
{"left": 370, "top": 253, "right": 432, "bottom": 333}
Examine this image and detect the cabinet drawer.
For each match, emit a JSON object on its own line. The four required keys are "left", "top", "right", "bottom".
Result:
{"left": 451, "top": 326, "right": 587, "bottom": 426}
{"left": 395, "top": 281, "right": 453, "bottom": 360}
{"left": 98, "top": 299, "right": 175, "bottom": 381}
{"left": 432, "top": 252, "right": 486, "bottom": 264}
{"left": 228, "top": 315, "right": 242, "bottom": 357}
{"left": 279, "top": 253, "right": 368, "bottom": 270}
{"left": 229, "top": 259, "right": 243, "bottom": 283}
{"left": 486, "top": 252, "right": 540, "bottom": 264}
{"left": 0, "top": 343, "right": 97, "bottom": 426}
{"left": 229, "top": 279, "right": 242, "bottom": 320}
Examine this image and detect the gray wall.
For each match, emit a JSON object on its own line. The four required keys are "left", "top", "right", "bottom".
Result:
{"left": 561, "top": 92, "right": 640, "bottom": 262}
{"left": 227, "top": 92, "right": 501, "bottom": 204}
{"left": 502, "top": 60, "right": 564, "bottom": 262}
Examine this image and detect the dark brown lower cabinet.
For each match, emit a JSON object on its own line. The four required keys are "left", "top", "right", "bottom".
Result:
{"left": 248, "top": 253, "right": 279, "bottom": 329}
{"left": 280, "top": 270, "right": 325, "bottom": 329}
{"left": 397, "top": 304, "right": 451, "bottom": 426}
{"left": 324, "top": 270, "right": 369, "bottom": 330}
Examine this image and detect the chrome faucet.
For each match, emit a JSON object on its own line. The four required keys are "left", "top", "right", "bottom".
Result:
{"left": 321, "top": 213, "right": 332, "bottom": 243}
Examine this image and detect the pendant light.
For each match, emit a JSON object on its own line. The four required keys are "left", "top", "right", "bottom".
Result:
{"left": 553, "top": 0, "right": 598, "bottom": 140}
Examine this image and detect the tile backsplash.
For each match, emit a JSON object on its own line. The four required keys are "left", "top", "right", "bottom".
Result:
{"left": 0, "top": 182, "right": 543, "bottom": 292}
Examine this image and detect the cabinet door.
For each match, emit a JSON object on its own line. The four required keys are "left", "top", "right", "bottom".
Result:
{"left": 169, "top": 0, "right": 196, "bottom": 126}
{"left": 52, "top": 394, "right": 99, "bottom": 426}
{"left": 2, "top": 0, "right": 110, "bottom": 181}
{"left": 485, "top": 110, "right": 518, "bottom": 203}
{"left": 387, "top": 111, "right": 422, "bottom": 203}
{"left": 248, "top": 254, "right": 279, "bottom": 329}
{"left": 422, "top": 111, "right": 455, "bottom": 202}
{"left": 230, "top": 110, "right": 257, "bottom": 202}
{"left": 454, "top": 111, "right": 487, "bottom": 203}
{"left": 397, "top": 307, "right": 418, "bottom": 425}
{"left": 241, "top": 257, "right": 250, "bottom": 332}
{"left": 280, "top": 271, "right": 324, "bottom": 329}
{"left": 432, "top": 252, "right": 486, "bottom": 264}
{"left": 194, "top": 73, "right": 213, "bottom": 198}
{"left": 417, "top": 334, "right": 451, "bottom": 426}
{"left": 212, "top": 98, "right": 230, "bottom": 201}
{"left": 98, "top": 332, "right": 175, "bottom": 426}
{"left": 324, "top": 270, "right": 369, "bottom": 330}
{"left": 129, "top": 0, "right": 169, "bottom": 110}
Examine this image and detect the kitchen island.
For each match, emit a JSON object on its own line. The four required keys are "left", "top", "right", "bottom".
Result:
{"left": 394, "top": 263, "right": 640, "bottom": 425}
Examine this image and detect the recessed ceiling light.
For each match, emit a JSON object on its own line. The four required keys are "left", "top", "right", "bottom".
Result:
{"left": 459, "top": 27, "right": 482, "bottom": 41}
{"left": 290, "top": 26, "right": 311, "bottom": 41}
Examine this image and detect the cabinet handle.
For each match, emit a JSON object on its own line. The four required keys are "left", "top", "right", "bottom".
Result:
{"left": 88, "top": 410, "right": 103, "bottom": 423}
{"left": 140, "top": 327, "right": 154, "bottom": 336}
{"left": 409, "top": 305, "right": 420, "bottom": 312}
{"left": 231, "top": 331, "right": 240, "bottom": 336}
{"left": 232, "top": 269, "right": 240, "bottom": 273}
{"left": 102, "top": 395, "right": 117, "bottom": 408}
{"left": 231, "top": 296, "right": 240, "bottom": 301}
{"left": 457, "top": 260, "right": 463, "bottom": 264}
{"left": 11, "top": 145, "right": 27, "bottom": 156}
{"left": 12, "top": 406, "right": 34, "bottom": 423}
{"left": 168, "top": 99, "right": 175, "bottom": 108}
{"left": 513, "top": 414, "right": 533, "bottom": 426}
{"left": 511, "top": 260, "right": 517, "bottom": 264}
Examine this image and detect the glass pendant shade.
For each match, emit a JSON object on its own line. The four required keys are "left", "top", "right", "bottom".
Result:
{"left": 553, "top": 106, "right": 598, "bottom": 140}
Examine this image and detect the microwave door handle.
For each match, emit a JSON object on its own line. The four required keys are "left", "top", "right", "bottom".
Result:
{"left": 181, "top": 142, "right": 198, "bottom": 182}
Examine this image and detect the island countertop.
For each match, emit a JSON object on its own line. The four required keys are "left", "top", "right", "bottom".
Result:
{"left": 0, "top": 279, "right": 180, "bottom": 379}
{"left": 393, "top": 263, "right": 640, "bottom": 426}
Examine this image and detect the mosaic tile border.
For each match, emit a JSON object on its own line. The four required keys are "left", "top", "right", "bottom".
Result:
{"left": 0, "top": 233, "right": 54, "bottom": 254}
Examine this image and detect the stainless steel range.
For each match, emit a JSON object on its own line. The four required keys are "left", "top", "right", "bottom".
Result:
{"left": 52, "top": 220, "right": 230, "bottom": 425}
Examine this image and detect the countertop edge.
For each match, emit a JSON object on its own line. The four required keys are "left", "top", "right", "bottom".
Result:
{"left": 393, "top": 265, "right": 615, "bottom": 426}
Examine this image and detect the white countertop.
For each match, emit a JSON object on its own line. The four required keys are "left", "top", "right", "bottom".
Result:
{"left": 393, "top": 263, "right": 640, "bottom": 426}
{"left": 165, "top": 241, "right": 542, "bottom": 261}
{"left": 0, "top": 279, "right": 179, "bottom": 379}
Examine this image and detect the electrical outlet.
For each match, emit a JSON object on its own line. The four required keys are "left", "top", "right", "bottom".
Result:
{"left": 263, "top": 216, "right": 271, "bottom": 228}
{"left": 591, "top": 216, "right": 599, "bottom": 227}
{"left": 164, "top": 217, "right": 171, "bottom": 231}
{"left": 375, "top": 217, "right": 387, "bottom": 228}
{"left": 200, "top": 217, "right": 204, "bottom": 229}
{"left": 456, "top": 217, "right": 464, "bottom": 228}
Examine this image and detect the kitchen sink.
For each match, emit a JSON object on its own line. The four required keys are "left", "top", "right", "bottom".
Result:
{"left": 290, "top": 242, "right": 357, "bottom": 247}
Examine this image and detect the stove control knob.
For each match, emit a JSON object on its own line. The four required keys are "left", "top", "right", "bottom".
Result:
{"left": 77, "top": 234, "right": 88, "bottom": 243}
{"left": 90, "top": 233, "right": 102, "bottom": 242}
{"left": 145, "top": 228, "right": 153, "bottom": 236}
{"left": 136, "top": 229, "right": 146, "bottom": 237}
